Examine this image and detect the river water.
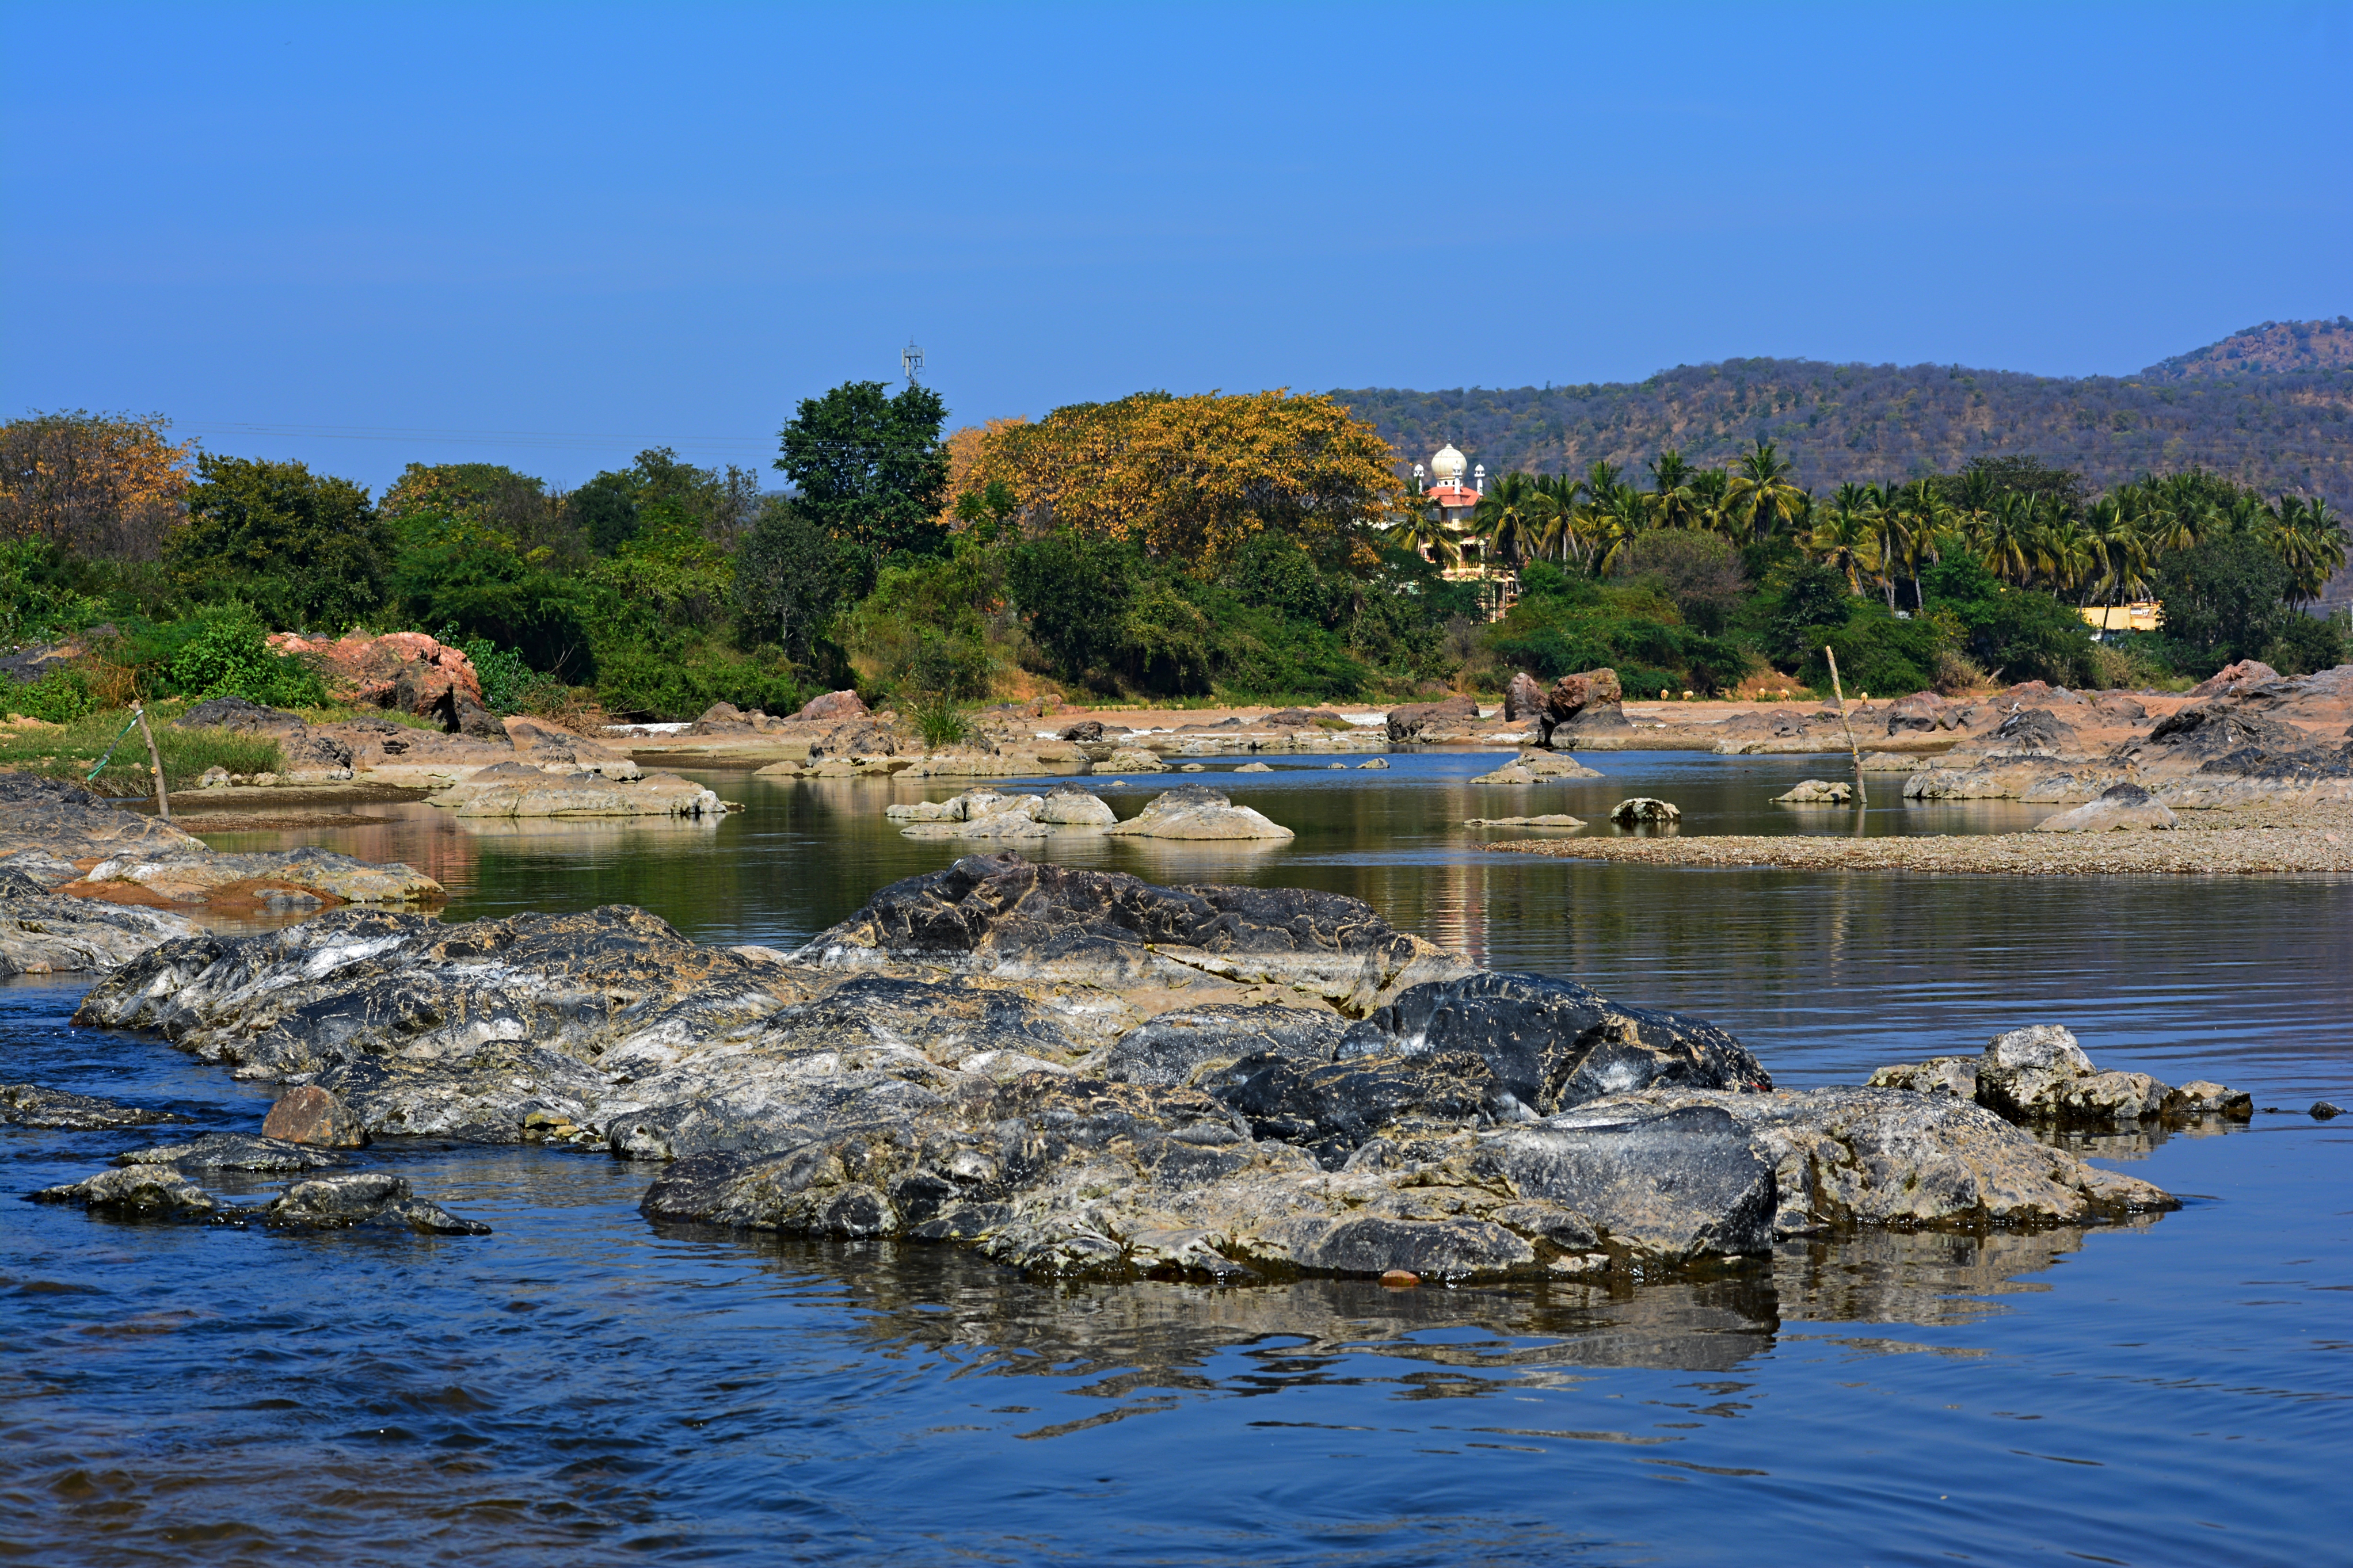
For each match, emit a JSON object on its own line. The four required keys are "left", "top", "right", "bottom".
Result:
{"left": 6, "top": 750, "right": 2348, "bottom": 1566}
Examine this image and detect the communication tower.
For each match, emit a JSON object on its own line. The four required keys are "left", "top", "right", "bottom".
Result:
{"left": 901, "top": 339, "right": 924, "bottom": 387}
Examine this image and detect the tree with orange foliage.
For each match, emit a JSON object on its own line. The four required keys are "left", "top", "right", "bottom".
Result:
{"left": 0, "top": 410, "right": 194, "bottom": 560}
{"left": 957, "top": 391, "right": 1404, "bottom": 569}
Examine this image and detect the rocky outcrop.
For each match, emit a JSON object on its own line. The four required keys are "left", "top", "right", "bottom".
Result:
{"left": 1, "top": 1082, "right": 186, "bottom": 1130}
{"left": 1472, "top": 750, "right": 1604, "bottom": 785}
{"left": 2033, "top": 781, "right": 2178, "bottom": 832}
{"left": 425, "top": 764, "right": 722, "bottom": 818}
{"left": 1386, "top": 694, "right": 1479, "bottom": 743}
{"left": 1503, "top": 672, "right": 1547, "bottom": 722}
{"left": 1101, "top": 747, "right": 1168, "bottom": 773}
{"left": 795, "top": 689, "right": 869, "bottom": 722}
{"left": 173, "top": 697, "right": 354, "bottom": 780}
{"left": 0, "top": 896, "right": 199, "bottom": 976}
{"left": 0, "top": 772, "right": 203, "bottom": 863}
{"left": 1537, "top": 669, "right": 1628, "bottom": 746}
{"left": 266, "top": 631, "right": 499, "bottom": 735}
{"left": 71, "top": 864, "right": 2181, "bottom": 1282}
{"left": 1868, "top": 1024, "right": 2251, "bottom": 1128}
{"left": 64, "top": 844, "right": 444, "bottom": 908}
{"left": 2188, "top": 659, "right": 2280, "bottom": 697}
{"left": 1103, "top": 785, "right": 1293, "bottom": 842}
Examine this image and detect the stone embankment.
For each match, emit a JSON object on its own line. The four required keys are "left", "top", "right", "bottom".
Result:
{"left": 55, "top": 854, "right": 2200, "bottom": 1282}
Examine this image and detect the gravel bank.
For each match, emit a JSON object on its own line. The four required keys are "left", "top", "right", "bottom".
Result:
{"left": 1488, "top": 803, "right": 2353, "bottom": 876}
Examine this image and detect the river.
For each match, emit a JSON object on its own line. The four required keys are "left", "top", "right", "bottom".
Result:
{"left": 6, "top": 750, "right": 2347, "bottom": 1565}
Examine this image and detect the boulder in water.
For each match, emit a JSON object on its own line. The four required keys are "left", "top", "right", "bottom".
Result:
{"left": 1609, "top": 797, "right": 1681, "bottom": 825}
{"left": 1104, "top": 784, "right": 1292, "bottom": 841}
{"left": 2033, "top": 782, "right": 2179, "bottom": 832}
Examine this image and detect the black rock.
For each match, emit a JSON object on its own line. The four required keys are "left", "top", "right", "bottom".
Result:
{"left": 2313, "top": 1101, "right": 2343, "bottom": 1120}
{"left": 1337, "top": 972, "right": 1770, "bottom": 1113}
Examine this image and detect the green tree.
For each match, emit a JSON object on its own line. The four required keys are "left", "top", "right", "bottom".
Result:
{"left": 734, "top": 501, "right": 860, "bottom": 658}
{"left": 168, "top": 455, "right": 390, "bottom": 630}
{"left": 2152, "top": 529, "right": 2294, "bottom": 674}
{"left": 1007, "top": 529, "right": 1137, "bottom": 684}
{"left": 775, "top": 381, "right": 950, "bottom": 558}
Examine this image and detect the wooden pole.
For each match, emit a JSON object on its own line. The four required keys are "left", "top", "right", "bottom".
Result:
{"left": 132, "top": 702, "right": 170, "bottom": 821}
{"left": 1823, "top": 647, "right": 1867, "bottom": 809}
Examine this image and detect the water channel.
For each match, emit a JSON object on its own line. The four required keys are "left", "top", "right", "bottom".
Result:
{"left": 6, "top": 750, "right": 2347, "bottom": 1565}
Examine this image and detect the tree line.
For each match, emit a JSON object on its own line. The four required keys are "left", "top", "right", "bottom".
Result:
{"left": 3, "top": 390, "right": 2346, "bottom": 731}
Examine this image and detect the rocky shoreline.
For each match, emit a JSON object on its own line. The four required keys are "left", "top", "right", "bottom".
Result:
{"left": 37, "top": 852, "right": 2242, "bottom": 1284}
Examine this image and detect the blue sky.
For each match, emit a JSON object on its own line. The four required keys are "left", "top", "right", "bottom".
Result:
{"left": 4, "top": 2, "right": 2348, "bottom": 490}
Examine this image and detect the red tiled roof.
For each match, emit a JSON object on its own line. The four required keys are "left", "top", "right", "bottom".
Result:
{"left": 1426, "top": 483, "right": 1479, "bottom": 508}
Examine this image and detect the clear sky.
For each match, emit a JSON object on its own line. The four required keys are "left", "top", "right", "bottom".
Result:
{"left": 4, "top": 2, "right": 2348, "bottom": 490}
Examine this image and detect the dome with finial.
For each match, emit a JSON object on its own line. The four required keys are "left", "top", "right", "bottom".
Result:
{"left": 1430, "top": 443, "right": 1467, "bottom": 483}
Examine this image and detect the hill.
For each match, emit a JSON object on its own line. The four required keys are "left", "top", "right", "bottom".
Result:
{"left": 1326, "top": 321, "right": 2353, "bottom": 513}
{"left": 2146, "top": 316, "right": 2353, "bottom": 379}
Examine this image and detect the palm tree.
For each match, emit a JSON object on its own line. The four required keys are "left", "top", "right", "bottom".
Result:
{"left": 1587, "top": 483, "right": 1649, "bottom": 577}
{"left": 1810, "top": 488, "right": 1882, "bottom": 595}
{"left": 1891, "top": 479, "right": 1951, "bottom": 610}
{"left": 1530, "top": 472, "right": 1586, "bottom": 565}
{"left": 2039, "top": 516, "right": 2097, "bottom": 604}
{"left": 1977, "top": 491, "right": 2041, "bottom": 584}
{"left": 1688, "top": 468, "right": 1730, "bottom": 535}
{"left": 1647, "top": 449, "right": 1703, "bottom": 531}
{"left": 1723, "top": 439, "right": 1805, "bottom": 545}
{"left": 1472, "top": 472, "right": 1555, "bottom": 571}
{"left": 1388, "top": 497, "right": 1465, "bottom": 570}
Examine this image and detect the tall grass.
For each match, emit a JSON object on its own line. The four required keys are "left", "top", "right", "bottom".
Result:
{"left": 0, "top": 701, "right": 283, "bottom": 794}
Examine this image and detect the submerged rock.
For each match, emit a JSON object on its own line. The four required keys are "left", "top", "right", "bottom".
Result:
{"left": 1463, "top": 814, "right": 1585, "bottom": 829}
{"left": 1, "top": 1082, "right": 186, "bottom": 1130}
{"left": 116, "top": 1133, "right": 344, "bottom": 1172}
{"left": 33, "top": 1163, "right": 220, "bottom": 1216}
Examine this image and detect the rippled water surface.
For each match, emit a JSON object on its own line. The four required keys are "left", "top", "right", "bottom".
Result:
{"left": 7, "top": 751, "right": 2349, "bottom": 1565}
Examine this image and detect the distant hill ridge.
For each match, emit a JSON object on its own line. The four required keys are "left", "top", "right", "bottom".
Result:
{"left": 1327, "top": 319, "right": 2353, "bottom": 512}
{"left": 2146, "top": 316, "right": 2353, "bottom": 379}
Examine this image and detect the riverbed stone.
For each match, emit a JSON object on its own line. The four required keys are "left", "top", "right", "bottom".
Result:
{"left": 261, "top": 1084, "right": 369, "bottom": 1147}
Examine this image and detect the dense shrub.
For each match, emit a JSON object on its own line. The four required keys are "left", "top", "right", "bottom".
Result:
{"left": 1918, "top": 559, "right": 2096, "bottom": 687}
{"left": 2, "top": 665, "right": 96, "bottom": 722}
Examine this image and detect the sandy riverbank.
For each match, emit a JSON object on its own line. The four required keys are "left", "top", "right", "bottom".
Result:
{"left": 1487, "top": 802, "right": 2353, "bottom": 876}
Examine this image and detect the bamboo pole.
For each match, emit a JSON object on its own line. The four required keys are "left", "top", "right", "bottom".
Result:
{"left": 1823, "top": 647, "right": 1867, "bottom": 809}
{"left": 132, "top": 702, "right": 170, "bottom": 821}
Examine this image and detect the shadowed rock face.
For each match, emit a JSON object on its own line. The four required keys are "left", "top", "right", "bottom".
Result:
{"left": 69, "top": 864, "right": 2175, "bottom": 1284}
